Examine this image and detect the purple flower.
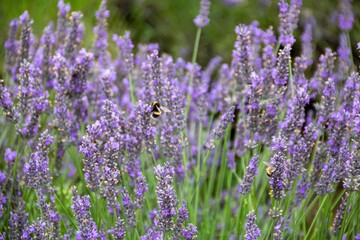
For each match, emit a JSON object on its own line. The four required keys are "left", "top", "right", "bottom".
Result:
{"left": 332, "top": 192, "right": 349, "bottom": 235}
{"left": 113, "top": 31, "right": 134, "bottom": 75}
{"left": 259, "top": 101, "right": 278, "bottom": 144}
{"left": 310, "top": 48, "right": 336, "bottom": 94}
{"left": 273, "top": 219, "right": 283, "bottom": 240}
{"left": 232, "top": 24, "right": 253, "bottom": 98}
{"left": 56, "top": 0, "right": 70, "bottom": 50}
{"left": 244, "top": 210, "right": 261, "bottom": 240}
{"left": 122, "top": 187, "right": 136, "bottom": 227}
{"left": 327, "top": 112, "right": 347, "bottom": 157}
{"left": 148, "top": 50, "right": 162, "bottom": 101}
{"left": 295, "top": 172, "right": 310, "bottom": 205}
{"left": 0, "top": 193, "right": 6, "bottom": 218}
{"left": 15, "top": 11, "right": 33, "bottom": 79}
{"left": 0, "top": 80, "right": 17, "bottom": 122}
{"left": 141, "top": 228, "right": 164, "bottom": 240}
{"left": 247, "top": 72, "right": 263, "bottom": 134}
{"left": 24, "top": 130, "right": 53, "bottom": 189}
{"left": 16, "top": 60, "right": 34, "bottom": 119}
{"left": 338, "top": 0, "right": 354, "bottom": 30}
{"left": 134, "top": 173, "right": 148, "bottom": 209}
{"left": 278, "top": 0, "right": 302, "bottom": 46}
{"left": 65, "top": 12, "right": 83, "bottom": 63}
{"left": 301, "top": 21, "right": 314, "bottom": 65}
{"left": 272, "top": 45, "right": 291, "bottom": 88}
{"left": 108, "top": 218, "right": 125, "bottom": 239}
{"left": 53, "top": 53, "right": 71, "bottom": 137}
{"left": 72, "top": 188, "right": 100, "bottom": 239}
{"left": 22, "top": 220, "right": 47, "bottom": 239}
{"left": 79, "top": 121, "right": 102, "bottom": 191}
{"left": 154, "top": 162, "right": 178, "bottom": 232}
{"left": 174, "top": 201, "right": 189, "bottom": 239}
{"left": 9, "top": 202, "right": 28, "bottom": 239}
{"left": 36, "top": 189, "right": 60, "bottom": 239}
{"left": 269, "top": 136, "right": 287, "bottom": 200}
{"left": 316, "top": 155, "right": 338, "bottom": 195}
{"left": 206, "top": 105, "right": 235, "bottom": 149}
{"left": 70, "top": 48, "right": 94, "bottom": 97}
{"left": 281, "top": 87, "right": 309, "bottom": 136}
{"left": 183, "top": 224, "right": 198, "bottom": 240}
{"left": 93, "top": 0, "right": 111, "bottom": 66}
{"left": 261, "top": 27, "right": 277, "bottom": 97}
{"left": 5, "top": 19, "right": 20, "bottom": 79}
{"left": 37, "top": 23, "right": 55, "bottom": 88}
{"left": 286, "top": 134, "right": 308, "bottom": 189}
{"left": 317, "top": 77, "right": 336, "bottom": 126}
{"left": 4, "top": 148, "right": 17, "bottom": 163}
{"left": 239, "top": 155, "right": 259, "bottom": 195}
{"left": 341, "top": 72, "right": 359, "bottom": 113}
{"left": 193, "top": 0, "right": 210, "bottom": 28}
{"left": 293, "top": 56, "right": 309, "bottom": 88}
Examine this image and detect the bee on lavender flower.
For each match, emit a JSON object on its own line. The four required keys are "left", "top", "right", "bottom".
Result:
{"left": 151, "top": 101, "right": 171, "bottom": 118}
{"left": 263, "top": 162, "right": 274, "bottom": 177}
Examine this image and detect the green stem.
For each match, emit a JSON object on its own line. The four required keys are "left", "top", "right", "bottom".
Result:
{"left": 7, "top": 138, "right": 23, "bottom": 210}
{"left": 54, "top": 192, "right": 78, "bottom": 230}
{"left": 304, "top": 195, "right": 329, "bottom": 239}
{"left": 289, "top": 193, "right": 318, "bottom": 238}
{"left": 128, "top": 73, "right": 136, "bottom": 104}
{"left": 185, "top": 27, "right": 202, "bottom": 119}
{"left": 193, "top": 120, "right": 203, "bottom": 224}
{"left": 345, "top": 31, "right": 355, "bottom": 69}
{"left": 288, "top": 57, "right": 294, "bottom": 97}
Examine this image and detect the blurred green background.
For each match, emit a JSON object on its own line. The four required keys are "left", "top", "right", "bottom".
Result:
{"left": 0, "top": 0, "right": 359, "bottom": 76}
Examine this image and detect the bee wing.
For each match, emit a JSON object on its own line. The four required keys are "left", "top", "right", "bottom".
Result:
{"left": 262, "top": 161, "right": 272, "bottom": 167}
{"left": 160, "top": 106, "right": 171, "bottom": 113}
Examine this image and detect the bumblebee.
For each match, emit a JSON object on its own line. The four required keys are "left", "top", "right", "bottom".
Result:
{"left": 151, "top": 101, "right": 171, "bottom": 118}
{"left": 266, "top": 166, "right": 275, "bottom": 177}
{"left": 263, "top": 162, "right": 274, "bottom": 177}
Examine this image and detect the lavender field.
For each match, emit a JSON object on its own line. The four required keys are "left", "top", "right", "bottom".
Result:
{"left": 0, "top": 0, "right": 359, "bottom": 239}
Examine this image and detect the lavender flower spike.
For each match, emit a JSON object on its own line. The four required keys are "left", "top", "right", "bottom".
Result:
{"left": 232, "top": 24, "right": 253, "bottom": 97}
{"left": 122, "top": 187, "right": 136, "bottom": 227}
{"left": 113, "top": 31, "right": 134, "bottom": 75}
{"left": 239, "top": 155, "right": 259, "bottom": 195}
{"left": 64, "top": 11, "right": 83, "bottom": 63}
{"left": 15, "top": 11, "right": 33, "bottom": 79}
{"left": 206, "top": 105, "right": 235, "bottom": 149}
{"left": 134, "top": 173, "right": 148, "bottom": 209}
{"left": 244, "top": 210, "right": 261, "bottom": 240}
{"left": 93, "top": 0, "right": 111, "bottom": 66}
{"left": 154, "top": 162, "right": 178, "bottom": 232}
{"left": 0, "top": 80, "right": 17, "bottom": 122}
{"left": 338, "top": 0, "right": 354, "bottom": 31}
{"left": 269, "top": 136, "right": 287, "bottom": 200}
{"left": 79, "top": 121, "right": 102, "bottom": 191}
{"left": 174, "top": 201, "right": 189, "bottom": 239}
{"left": 278, "top": 0, "right": 302, "bottom": 46}
{"left": 5, "top": 19, "right": 20, "bottom": 79}
{"left": 72, "top": 188, "right": 100, "bottom": 239}
{"left": 183, "top": 224, "right": 198, "bottom": 240}
{"left": 56, "top": 0, "right": 70, "bottom": 49}
{"left": 273, "top": 219, "right": 283, "bottom": 240}
{"left": 332, "top": 192, "right": 349, "bottom": 235}
{"left": 24, "top": 130, "right": 53, "bottom": 189}
{"left": 194, "top": 0, "right": 210, "bottom": 28}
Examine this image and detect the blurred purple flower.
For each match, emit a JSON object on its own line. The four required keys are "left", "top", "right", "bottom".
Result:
{"left": 239, "top": 155, "right": 259, "bottom": 195}
{"left": 194, "top": 0, "right": 210, "bottom": 28}
{"left": 244, "top": 210, "right": 261, "bottom": 240}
